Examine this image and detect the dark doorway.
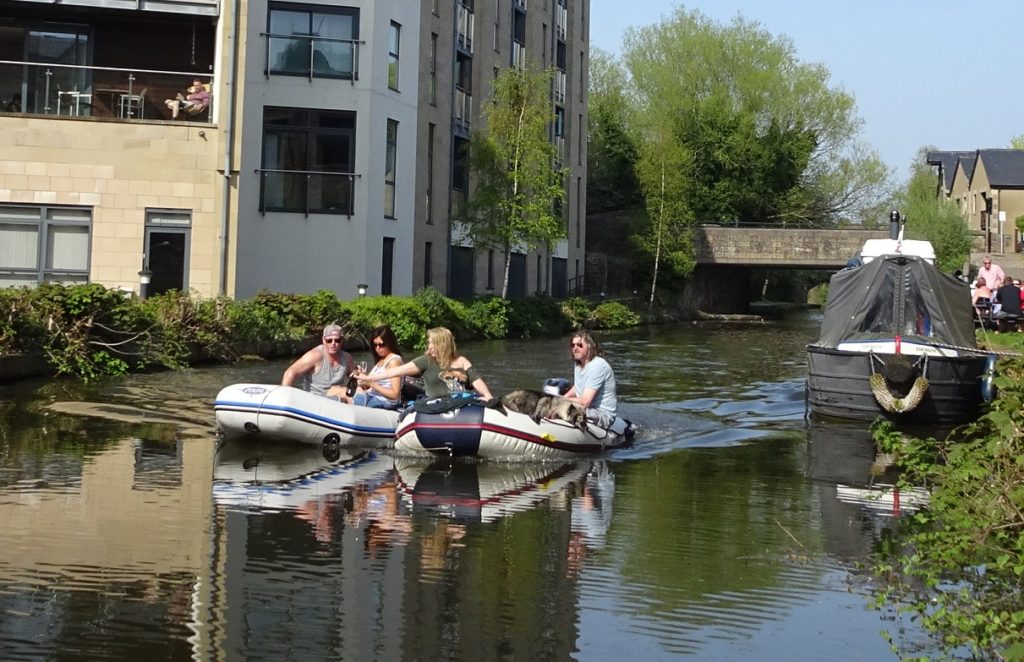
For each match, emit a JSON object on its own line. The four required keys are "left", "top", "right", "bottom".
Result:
{"left": 145, "top": 228, "right": 188, "bottom": 296}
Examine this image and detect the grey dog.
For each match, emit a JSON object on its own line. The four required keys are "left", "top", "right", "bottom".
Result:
{"left": 500, "top": 389, "right": 588, "bottom": 430}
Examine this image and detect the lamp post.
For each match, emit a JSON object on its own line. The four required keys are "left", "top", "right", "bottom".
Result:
{"left": 357, "top": 283, "right": 368, "bottom": 298}
{"left": 138, "top": 268, "right": 153, "bottom": 300}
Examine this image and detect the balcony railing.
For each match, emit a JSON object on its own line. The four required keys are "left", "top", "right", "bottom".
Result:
{"left": 257, "top": 169, "right": 359, "bottom": 217}
{"left": 454, "top": 88, "right": 472, "bottom": 133}
{"left": 512, "top": 42, "right": 527, "bottom": 69}
{"left": 553, "top": 69, "right": 566, "bottom": 105}
{"left": 457, "top": 6, "right": 474, "bottom": 54}
{"left": 263, "top": 33, "right": 361, "bottom": 81}
{"left": 556, "top": 5, "right": 567, "bottom": 39}
{"left": 0, "top": 60, "right": 212, "bottom": 122}
{"left": 554, "top": 135, "right": 565, "bottom": 166}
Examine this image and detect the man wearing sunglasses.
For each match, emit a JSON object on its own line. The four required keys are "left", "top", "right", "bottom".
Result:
{"left": 281, "top": 324, "right": 355, "bottom": 399}
{"left": 564, "top": 329, "right": 618, "bottom": 428}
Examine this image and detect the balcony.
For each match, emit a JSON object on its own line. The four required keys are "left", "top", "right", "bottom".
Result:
{"left": 0, "top": 61, "right": 212, "bottom": 122}
{"left": 556, "top": 5, "right": 568, "bottom": 40}
{"left": 0, "top": 11, "right": 216, "bottom": 123}
{"left": 457, "top": 5, "right": 474, "bottom": 54}
{"left": 454, "top": 88, "right": 472, "bottom": 135}
{"left": 554, "top": 136, "right": 565, "bottom": 166}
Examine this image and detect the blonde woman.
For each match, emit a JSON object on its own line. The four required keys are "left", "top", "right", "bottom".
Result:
{"left": 352, "top": 327, "right": 493, "bottom": 400}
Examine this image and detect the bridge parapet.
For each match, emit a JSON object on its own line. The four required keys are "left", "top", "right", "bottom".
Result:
{"left": 693, "top": 226, "right": 890, "bottom": 268}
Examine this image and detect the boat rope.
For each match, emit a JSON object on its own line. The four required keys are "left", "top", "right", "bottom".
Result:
{"left": 922, "top": 340, "right": 1020, "bottom": 357}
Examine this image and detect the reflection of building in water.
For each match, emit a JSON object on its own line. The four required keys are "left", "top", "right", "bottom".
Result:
{"left": 0, "top": 433, "right": 212, "bottom": 659}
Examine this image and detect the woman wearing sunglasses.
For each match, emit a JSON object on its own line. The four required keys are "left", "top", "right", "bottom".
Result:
{"left": 281, "top": 323, "right": 356, "bottom": 399}
{"left": 346, "top": 325, "right": 405, "bottom": 409}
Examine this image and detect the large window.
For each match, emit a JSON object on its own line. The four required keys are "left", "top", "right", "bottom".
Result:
{"left": 384, "top": 119, "right": 398, "bottom": 218}
{"left": 387, "top": 22, "right": 401, "bottom": 90}
{"left": 267, "top": 5, "right": 359, "bottom": 79}
{"left": 0, "top": 205, "right": 91, "bottom": 286}
{"left": 260, "top": 107, "right": 357, "bottom": 215}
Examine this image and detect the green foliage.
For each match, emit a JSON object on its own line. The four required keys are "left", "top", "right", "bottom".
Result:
{"left": 414, "top": 287, "right": 470, "bottom": 337}
{"left": 507, "top": 295, "right": 570, "bottom": 338}
{"left": 465, "top": 295, "right": 510, "bottom": 339}
{"left": 590, "top": 301, "right": 641, "bottom": 329}
{"left": 899, "top": 147, "right": 972, "bottom": 272}
{"left": 340, "top": 296, "right": 431, "bottom": 351}
{"left": 620, "top": 8, "right": 889, "bottom": 227}
{"left": 560, "top": 297, "right": 592, "bottom": 329}
{"left": 587, "top": 49, "right": 642, "bottom": 213}
{"left": 465, "top": 64, "right": 567, "bottom": 298}
{"left": 0, "top": 283, "right": 607, "bottom": 380}
{"left": 872, "top": 357, "right": 1024, "bottom": 658}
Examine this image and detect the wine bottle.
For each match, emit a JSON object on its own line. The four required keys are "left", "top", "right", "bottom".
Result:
{"left": 345, "top": 374, "right": 358, "bottom": 397}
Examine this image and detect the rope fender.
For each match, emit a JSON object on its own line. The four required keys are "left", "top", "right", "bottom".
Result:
{"left": 869, "top": 372, "right": 929, "bottom": 412}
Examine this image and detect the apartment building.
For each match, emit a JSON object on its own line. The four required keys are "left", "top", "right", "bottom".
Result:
{"left": 0, "top": 0, "right": 588, "bottom": 300}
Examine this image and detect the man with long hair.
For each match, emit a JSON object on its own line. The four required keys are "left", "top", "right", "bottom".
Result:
{"left": 565, "top": 329, "right": 618, "bottom": 427}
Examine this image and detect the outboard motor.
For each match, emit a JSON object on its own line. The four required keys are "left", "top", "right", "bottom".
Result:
{"left": 543, "top": 377, "right": 571, "bottom": 396}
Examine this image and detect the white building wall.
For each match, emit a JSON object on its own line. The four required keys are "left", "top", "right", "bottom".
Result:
{"left": 233, "top": 0, "right": 420, "bottom": 299}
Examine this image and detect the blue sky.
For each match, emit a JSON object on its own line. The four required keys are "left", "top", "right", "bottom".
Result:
{"left": 589, "top": 1, "right": 1024, "bottom": 183}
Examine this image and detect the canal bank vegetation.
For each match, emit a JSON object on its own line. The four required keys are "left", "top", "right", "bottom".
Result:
{"left": 0, "top": 283, "right": 640, "bottom": 381}
{"left": 872, "top": 357, "right": 1024, "bottom": 660}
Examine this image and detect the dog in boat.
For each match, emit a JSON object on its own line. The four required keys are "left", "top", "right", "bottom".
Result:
{"left": 500, "top": 389, "right": 588, "bottom": 430}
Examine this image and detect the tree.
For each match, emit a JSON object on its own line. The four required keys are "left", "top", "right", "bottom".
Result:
{"left": 621, "top": 8, "right": 890, "bottom": 227}
{"left": 587, "top": 49, "right": 641, "bottom": 213}
{"left": 464, "top": 64, "right": 567, "bottom": 299}
{"left": 899, "top": 146, "right": 972, "bottom": 272}
{"left": 1011, "top": 134, "right": 1024, "bottom": 149}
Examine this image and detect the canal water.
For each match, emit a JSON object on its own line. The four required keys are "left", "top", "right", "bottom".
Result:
{"left": 0, "top": 311, "right": 936, "bottom": 661}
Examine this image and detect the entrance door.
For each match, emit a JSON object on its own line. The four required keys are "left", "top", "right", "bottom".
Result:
{"left": 145, "top": 227, "right": 189, "bottom": 296}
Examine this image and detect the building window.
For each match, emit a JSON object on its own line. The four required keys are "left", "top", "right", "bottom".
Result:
{"left": 267, "top": 5, "right": 359, "bottom": 79}
{"left": 0, "top": 205, "right": 91, "bottom": 286}
{"left": 575, "top": 176, "right": 581, "bottom": 248}
{"left": 494, "top": 0, "right": 500, "bottom": 52}
{"left": 424, "top": 241, "right": 433, "bottom": 286}
{"left": 536, "top": 254, "right": 542, "bottom": 293}
{"left": 260, "top": 107, "right": 357, "bottom": 215}
{"left": 429, "top": 33, "right": 438, "bottom": 105}
{"left": 579, "top": 50, "right": 584, "bottom": 101}
{"left": 382, "top": 237, "right": 395, "bottom": 295}
{"left": 578, "top": 112, "right": 583, "bottom": 165}
{"left": 432, "top": 0, "right": 439, "bottom": 15}
{"left": 388, "top": 21, "right": 401, "bottom": 90}
{"left": 426, "top": 122, "right": 435, "bottom": 223}
{"left": 384, "top": 119, "right": 398, "bottom": 218}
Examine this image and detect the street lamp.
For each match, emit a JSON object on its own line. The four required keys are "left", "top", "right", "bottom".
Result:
{"left": 357, "top": 283, "right": 368, "bottom": 298}
{"left": 138, "top": 268, "right": 153, "bottom": 300}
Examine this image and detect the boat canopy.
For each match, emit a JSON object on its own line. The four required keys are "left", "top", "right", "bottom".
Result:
{"left": 813, "top": 253, "right": 976, "bottom": 349}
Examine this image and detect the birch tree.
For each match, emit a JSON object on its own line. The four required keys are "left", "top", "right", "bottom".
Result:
{"left": 465, "top": 64, "right": 567, "bottom": 298}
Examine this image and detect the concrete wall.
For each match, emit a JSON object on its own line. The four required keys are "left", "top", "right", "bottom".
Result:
{"left": 693, "top": 227, "right": 889, "bottom": 269}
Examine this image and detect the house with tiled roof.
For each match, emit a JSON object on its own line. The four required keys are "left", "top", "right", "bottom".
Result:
{"left": 926, "top": 150, "right": 975, "bottom": 197}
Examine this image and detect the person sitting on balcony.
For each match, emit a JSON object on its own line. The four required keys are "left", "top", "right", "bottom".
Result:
{"left": 4, "top": 94, "right": 21, "bottom": 113}
{"left": 164, "top": 79, "right": 211, "bottom": 119}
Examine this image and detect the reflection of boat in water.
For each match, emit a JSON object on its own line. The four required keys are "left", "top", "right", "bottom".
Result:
{"left": 394, "top": 398, "right": 634, "bottom": 459}
{"left": 393, "top": 456, "right": 593, "bottom": 523}
{"left": 213, "top": 438, "right": 393, "bottom": 510}
{"left": 835, "top": 483, "right": 929, "bottom": 517}
{"left": 806, "top": 212, "right": 992, "bottom": 424}
{"left": 213, "top": 383, "right": 399, "bottom": 448}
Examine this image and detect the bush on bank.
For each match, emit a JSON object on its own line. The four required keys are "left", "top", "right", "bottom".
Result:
{"left": 872, "top": 356, "right": 1024, "bottom": 660}
{"left": 0, "top": 284, "right": 639, "bottom": 381}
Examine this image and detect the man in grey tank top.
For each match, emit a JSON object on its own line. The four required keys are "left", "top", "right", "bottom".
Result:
{"left": 281, "top": 324, "right": 355, "bottom": 398}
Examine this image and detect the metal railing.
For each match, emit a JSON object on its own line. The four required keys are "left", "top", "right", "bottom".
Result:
{"left": 556, "top": 5, "right": 568, "bottom": 39}
{"left": 512, "top": 42, "right": 527, "bottom": 69}
{"left": 454, "top": 88, "right": 472, "bottom": 133}
{"left": 262, "top": 33, "right": 361, "bottom": 82}
{"left": 457, "top": 6, "right": 474, "bottom": 53}
{"left": 256, "top": 169, "right": 359, "bottom": 217}
{"left": 0, "top": 59, "right": 212, "bottom": 122}
{"left": 553, "top": 70, "right": 566, "bottom": 105}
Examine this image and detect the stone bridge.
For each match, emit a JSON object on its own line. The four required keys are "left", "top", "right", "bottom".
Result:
{"left": 684, "top": 226, "right": 890, "bottom": 314}
{"left": 692, "top": 226, "right": 890, "bottom": 268}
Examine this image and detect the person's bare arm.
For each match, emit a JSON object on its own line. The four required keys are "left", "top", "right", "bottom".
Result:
{"left": 568, "top": 387, "right": 598, "bottom": 409}
{"left": 282, "top": 349, "right": 318, "bottom": 386}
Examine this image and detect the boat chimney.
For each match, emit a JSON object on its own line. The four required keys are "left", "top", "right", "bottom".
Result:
{"left": 889, "top": 209, "right": 901, "bottom": 240}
